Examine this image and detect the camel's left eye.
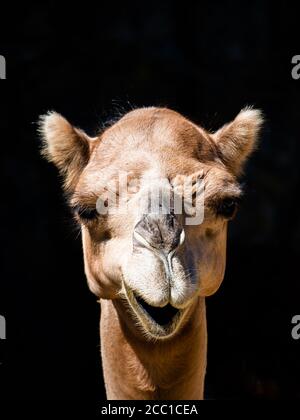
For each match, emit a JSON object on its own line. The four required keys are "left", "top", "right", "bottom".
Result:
{"left": 73, "top": 206, "right": 98, "bottom": 221}
{"left": 217, "top": 198, "right": 239, "bottom": 219}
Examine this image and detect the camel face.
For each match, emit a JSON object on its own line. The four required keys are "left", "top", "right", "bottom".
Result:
{"left": 40, "top": 107, "right": 263, "bottom": 340}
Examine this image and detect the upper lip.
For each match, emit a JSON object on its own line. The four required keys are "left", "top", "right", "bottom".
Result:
{"left": 133, "top": 229, "right": 185, "bottom": 280}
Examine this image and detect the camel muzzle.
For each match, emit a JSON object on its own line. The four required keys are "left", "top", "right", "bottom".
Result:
{"left": 133, "top": 213, "right": 184, "bottom": 255}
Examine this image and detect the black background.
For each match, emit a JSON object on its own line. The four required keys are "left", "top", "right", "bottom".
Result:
{"left": 0, "top": 0, "right": 299, "bottom": 400}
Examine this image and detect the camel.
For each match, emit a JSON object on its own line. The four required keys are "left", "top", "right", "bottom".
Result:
{"left": 39, "top": 106, "right": 263, "bottom": 400}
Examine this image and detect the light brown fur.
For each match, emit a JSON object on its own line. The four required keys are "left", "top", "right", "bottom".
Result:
{"left": 39, "top": 106, "right": 263, "bottom": 399}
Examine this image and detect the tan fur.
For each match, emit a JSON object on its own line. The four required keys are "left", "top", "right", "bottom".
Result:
{"left": 39, "top": 112, "right": 97, "bottom": 191}
{"left": 212, "top": 107, "right": 263, "bottom": 175}
{"left": 40, "top": 106, "right": 263, "bottom": 399}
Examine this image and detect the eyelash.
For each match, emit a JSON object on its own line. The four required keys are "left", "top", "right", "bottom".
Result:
{"left": 216, "top": 197, "right": 240, "bottom": 219}
{"left": 72, "top": 205, "right": 98, "bottom": 221}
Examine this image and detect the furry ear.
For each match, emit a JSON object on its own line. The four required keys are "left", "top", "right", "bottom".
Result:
{"left": 212, "top": 107, "right": 264, "bottom": 176}
{"left": 39, "top": 112, "right": 93, "bottom": 191}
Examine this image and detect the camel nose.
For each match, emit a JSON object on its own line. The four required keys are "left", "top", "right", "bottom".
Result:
{"left": 133, "top": 213, "right": 185, "bottom": 255}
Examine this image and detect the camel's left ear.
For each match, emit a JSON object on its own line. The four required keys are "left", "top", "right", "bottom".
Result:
{"left": 211, "top": 107, "right": 264, "bottom": 176}
{"left": 39, "top": 112, "right": 95, "bottom": 191}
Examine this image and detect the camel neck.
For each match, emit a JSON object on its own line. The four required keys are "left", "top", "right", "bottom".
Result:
{"left": 100, "top": 297, "right": 207, "bottom": 400}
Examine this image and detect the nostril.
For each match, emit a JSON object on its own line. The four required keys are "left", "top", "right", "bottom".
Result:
{"left": 168, "top": 214, "right": 175, "bottom": 229}
{"left": 133, "top": 230, "right": 152, "bottom": 250}
{"left": 134, "top": 216, "right": 163, "bottom": 247}
{"left": 133, "top": 225, "right": 163, "bottom": 253}
{"left": 133, "top": 214, "right": 184, "bottom": 254}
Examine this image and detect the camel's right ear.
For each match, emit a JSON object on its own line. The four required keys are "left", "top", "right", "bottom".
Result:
{"left": 39, "top": 112, "right": 94, "bottom": 191}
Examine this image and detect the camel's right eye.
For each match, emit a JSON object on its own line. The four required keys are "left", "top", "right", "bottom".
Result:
{"left": 72, "top": 205, "right": 98, "bottom": 221}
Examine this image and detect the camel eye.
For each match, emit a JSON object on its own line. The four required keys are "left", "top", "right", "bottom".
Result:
{"left": 73, "top": 205, "right": 98, "bottom": 221}
{"left": 217, "top": 198, "right": 239, "bottom": 219}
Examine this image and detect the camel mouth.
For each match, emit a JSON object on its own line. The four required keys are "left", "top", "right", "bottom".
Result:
{"left": 134, "top": 294, "right": 180, "bottom": 327}
{"left": 122, "top": 281, "right": 186, "bottom": 339}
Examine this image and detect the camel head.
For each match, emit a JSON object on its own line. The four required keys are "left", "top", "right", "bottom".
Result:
{"left": 40, "top": 107, "right": 263, "bottom": 339}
